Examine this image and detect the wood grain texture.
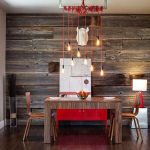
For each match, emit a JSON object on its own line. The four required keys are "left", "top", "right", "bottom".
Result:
{"left": 44, "top": 97, "right": 122, "bottom": 143}
{"left": 1, "top": 126, "right": 150, "bottom": 150}
{"left": 7, "top": 26, "right": 150, "bottom": 40}
{"left": 6, "top": 14, "right": 150, "bottom": 125}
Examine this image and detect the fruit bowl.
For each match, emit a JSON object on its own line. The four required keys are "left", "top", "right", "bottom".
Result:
{"left": 76, "top": 91, "right": 89, "bottom": 100}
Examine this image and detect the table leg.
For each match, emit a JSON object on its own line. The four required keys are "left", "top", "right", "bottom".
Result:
{"left": 44, "top": 103, "right": 51, "bottom": 143}
{"left": 114, "top": 103, "right": 122, "bottom": 143}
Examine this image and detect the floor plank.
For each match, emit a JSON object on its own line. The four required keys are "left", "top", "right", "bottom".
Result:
{"left": 0, "top": 125, "right": 149, "bottom": 150}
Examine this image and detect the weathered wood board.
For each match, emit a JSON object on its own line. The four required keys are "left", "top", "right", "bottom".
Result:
{"left": 6, "top": 14, "right": 150, "bottom": 125}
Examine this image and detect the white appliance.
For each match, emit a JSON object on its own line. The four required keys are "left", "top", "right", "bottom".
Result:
{"left": 59, "top": 58, "right": 91, "bottom": 97}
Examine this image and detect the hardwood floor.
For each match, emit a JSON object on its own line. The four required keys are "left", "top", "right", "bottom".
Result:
{"left": 0, "top": 125, "right": 149, "bottom": 150}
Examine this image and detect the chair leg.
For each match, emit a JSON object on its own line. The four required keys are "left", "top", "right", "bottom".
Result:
{"left": 26, "top": 118, "right": 32, "bottom": 138}
{"left": 133, "top": 118, "right": 139, "bottom": 139}
{"left": 135, "top": 117, "right": 143, "bottom": 141}
{"left": 23, "top": 118, "right": 31, "bottom": 141}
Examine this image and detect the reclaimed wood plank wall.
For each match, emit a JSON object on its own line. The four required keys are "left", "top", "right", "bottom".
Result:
{"left": 6, "top": 14, "right": 150, "bottom": 124}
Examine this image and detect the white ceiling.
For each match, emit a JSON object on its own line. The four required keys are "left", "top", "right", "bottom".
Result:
{"left": 0, "top": 0, "right": 150, "bottom": 14}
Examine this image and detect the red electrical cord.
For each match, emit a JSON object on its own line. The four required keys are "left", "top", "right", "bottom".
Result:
{"left": 91, "top": 22, "right": 94, "bottom": 62}
{"left": 62, "top": 9, "right": 64, "bottom": 62}
{"left": 77, "top": 13, "right": 80, "bottom": 48}
{"left": 67, "top": 9, "right": 70, "bottom": 42}
{"left": 84, "top": 14, "right": 87, "bottom": 58}
{"left": 100, "top": 14, "right": 103, "bottom": 69}
{"left": 71, "top": 9, "right": 74, "bottom": 58}
{"left": 98, "top": 11, "right": 103, "bottom": 69}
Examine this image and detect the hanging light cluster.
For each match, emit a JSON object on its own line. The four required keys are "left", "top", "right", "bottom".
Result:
{"left": 67, "top": 10, "right": 72, "bottom": 52}
{"left": 61, "top": 0, "right": 104, "bottom": 76}
{"left": 63, "top": 0, "right": 103, "bottom": 15}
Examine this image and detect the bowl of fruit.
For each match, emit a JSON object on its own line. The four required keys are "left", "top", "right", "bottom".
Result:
{"left": 76, "top": 91, "right": 89, "bottom": 100}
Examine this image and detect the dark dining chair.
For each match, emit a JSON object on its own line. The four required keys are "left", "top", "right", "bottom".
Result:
{"left": 109, "top": 92, "right": 143, "bottom": 141}
{"left": 23, "top": 92, "right": 57, "bottom": 141}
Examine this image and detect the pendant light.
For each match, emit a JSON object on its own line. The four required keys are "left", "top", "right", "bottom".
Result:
{"left": 100, "top": 66, "right": 104, "bottom": 76}
{"left": 61, "top": 10, "right": 65, "bottom": 74}
{"left": 96, "top": 36, "right": 100, "bottom": 46}
{"left": 67, "top": 10, "right": 72, "bottom": 52}
{"left": 83, "top": 15, "right": 88, "bottom": 65}
{"left": 99, "top": 12, "right": 104, "bottom": 76}
{"left": 76, "top": 13, "right": 81, "bottom": 58}
{"left": 70, "top": 12, "right": 74, "bottom": 66}
{"left": 90, "top": 65, "right": 94, "bottom": 71}
{"left": 67, "top": 41, "right": 71, "bottom": 51}
{"left": 77, "top": 48, "right": 81, "bottom": 57}
{"left": 90, "top": 20, "right": 94, "bottom": 72}
{"left": 60, "top": 0, "right": 105, "bottom": 74}
{"left": 96, "top": 36, "right": 102, "bottom": 46}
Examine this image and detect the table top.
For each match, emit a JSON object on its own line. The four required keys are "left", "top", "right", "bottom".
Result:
{"left": 45, "top": 96, "right": 121, "bottom": 103}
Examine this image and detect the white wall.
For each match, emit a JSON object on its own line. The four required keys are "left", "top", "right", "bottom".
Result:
{"left": 0, "top": 7, "right": 6, "bottom": 126}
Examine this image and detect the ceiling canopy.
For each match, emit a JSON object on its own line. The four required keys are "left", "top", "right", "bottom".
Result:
{"left": 0, "top": 0, "right": 150, "bottom": 14}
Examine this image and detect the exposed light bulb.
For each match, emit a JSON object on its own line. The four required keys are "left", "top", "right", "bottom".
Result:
{"left": 59, "top": 0, "right": 63, "bottom": 8}
{"left": 71, "top": 60, "right": 74, "bottom": 66}
{"left": 67, "top": 42, "right": 71, "bottom": 51}
{"left": 77, "top": 48, "right": 81, "bottom": 58}
{"left": 100, "top": 68, "right": 104, "bottom": 76}
{"left": 96, "top": 39, "right": 100, "bottom": 46}
{"left": 96, "top": 36, "right": 102, "bottom": 46}
{"left": 71, "top": 57, "right": 74, "bottom": 66}
{"left": 77, "top": 51, "right": 81, "bottom": 57}
{"left": 61, "top": 65, "right": 64, "bottom": 73}
{"left": 84, "top": 57, "right": 87, "bottom": 65}
{"left": 90, "top": 65, "right": 94, "bottom": 72}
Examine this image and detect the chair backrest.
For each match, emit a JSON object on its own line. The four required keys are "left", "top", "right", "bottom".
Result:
{"left": 133, "top": 92, "right": 141, "bottom": 116}
{"left": 25, "top": 92, "right": 31, "bottom": 115}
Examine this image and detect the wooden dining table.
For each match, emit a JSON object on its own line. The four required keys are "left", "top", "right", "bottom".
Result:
{"left": 44, "top": 96, "right": 122, "bottom": 144}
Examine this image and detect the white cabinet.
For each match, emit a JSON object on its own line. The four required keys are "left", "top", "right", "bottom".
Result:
{"left": 71, "top": 59, "right": 91, "bottom": 77}
{"left": 59, "top": 58, "right": 91, "bottom": 96}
